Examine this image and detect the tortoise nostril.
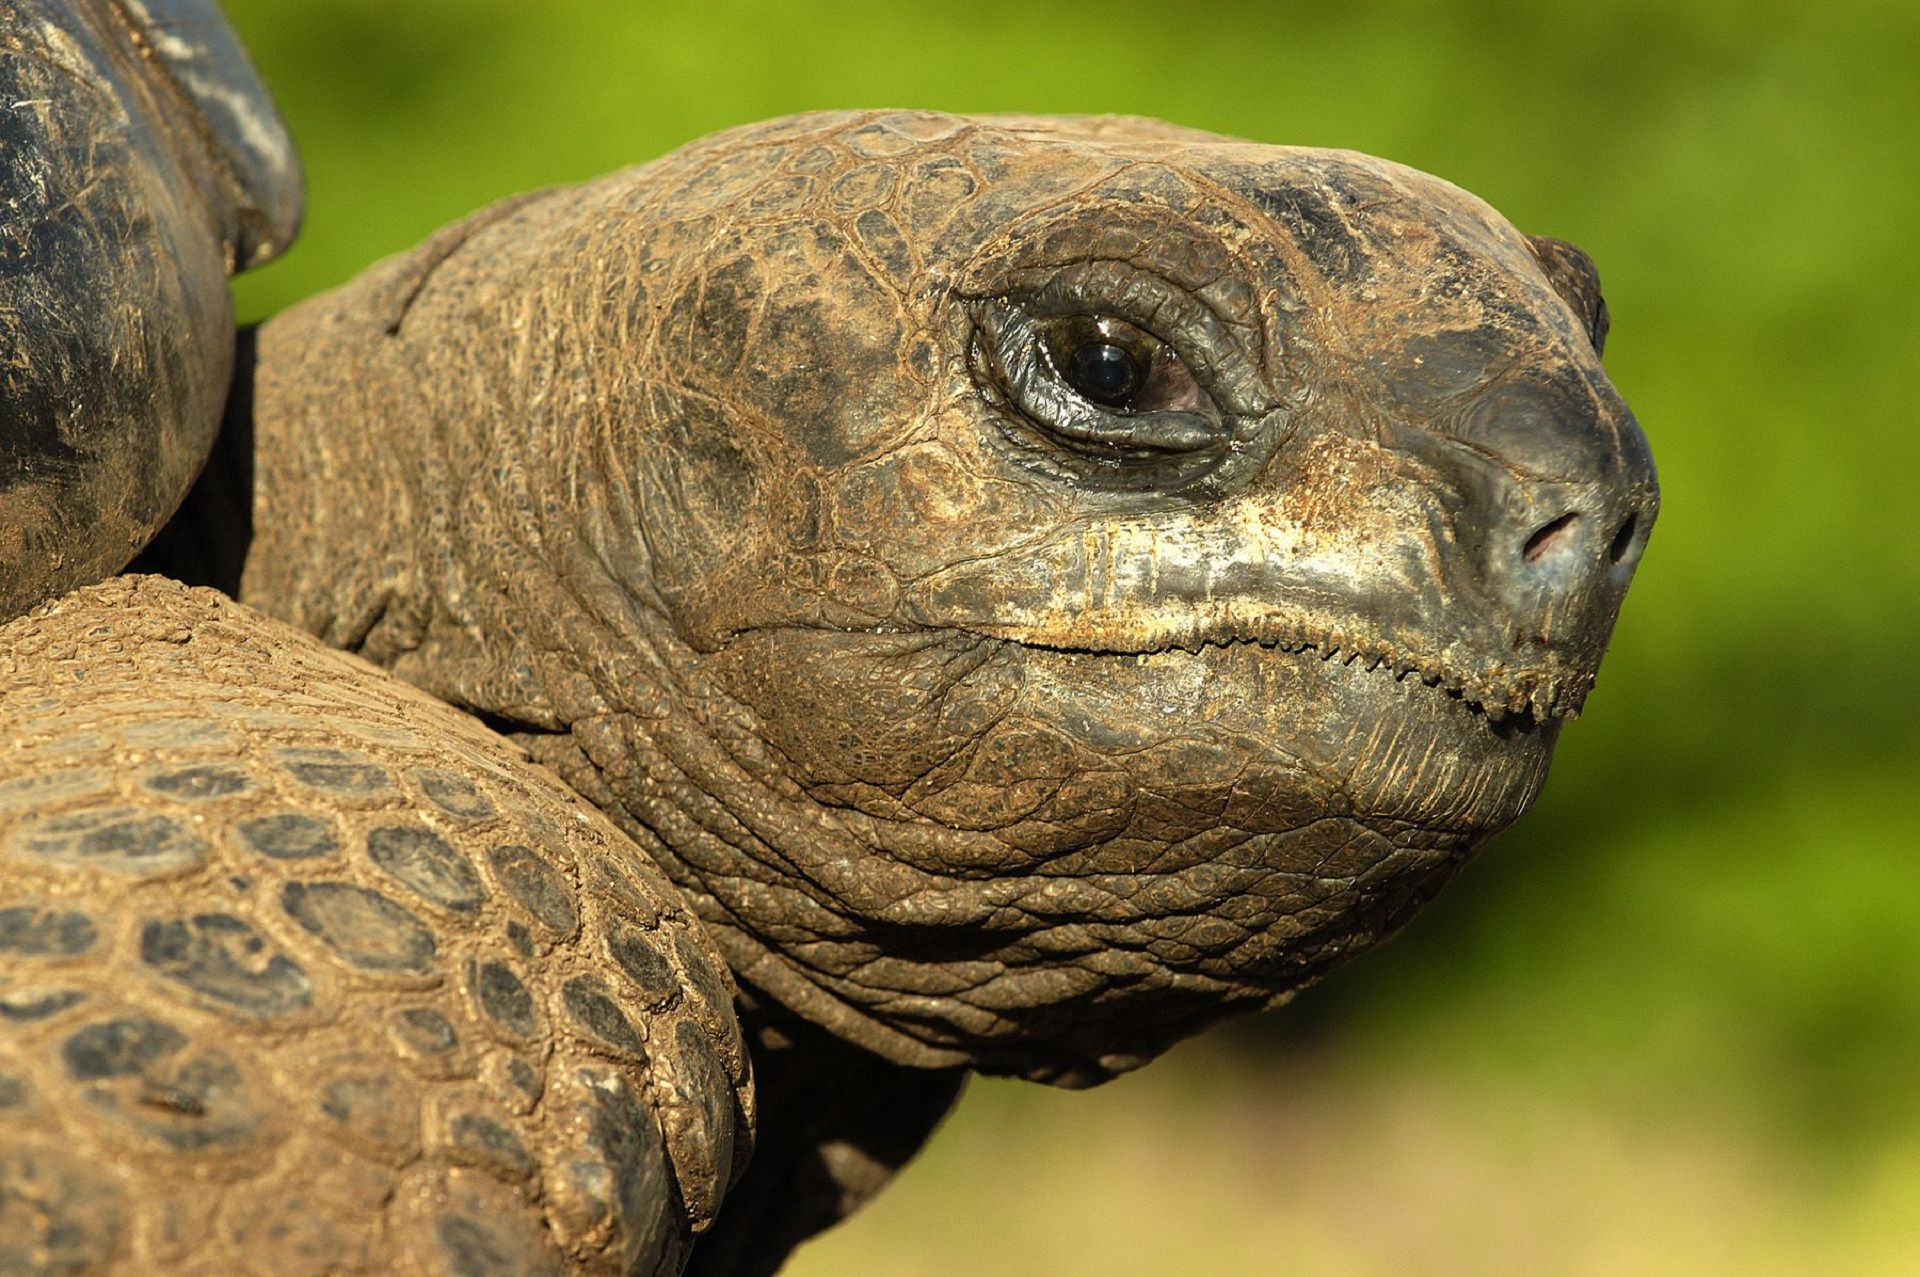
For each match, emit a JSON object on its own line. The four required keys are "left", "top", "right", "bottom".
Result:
{"left": 1608, "top": 512, "right": 1638, "bottom": 565}
{"left": 1522, "top": 513, "right": 1581, "bottom": 566}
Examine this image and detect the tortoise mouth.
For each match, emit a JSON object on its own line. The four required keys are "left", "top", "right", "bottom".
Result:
{"left": 701, "top": 614, "right": 1560, "bottom": 842}
{"left": 999, "top": 632, "right": 1561, "bottom": 843}
{"left": 963, "top": 620, "right": 1553, "bottom": 733}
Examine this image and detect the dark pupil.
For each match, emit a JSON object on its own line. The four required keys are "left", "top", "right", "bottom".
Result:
{"left": 1064, "top": 341, "right": 1143, "bottom": 408}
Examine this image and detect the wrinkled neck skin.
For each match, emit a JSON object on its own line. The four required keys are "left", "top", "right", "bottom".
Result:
{"left": 226, "top": 113, "right": 1644, "bottom": 1094}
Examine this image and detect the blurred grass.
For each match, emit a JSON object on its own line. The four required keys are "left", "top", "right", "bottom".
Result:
{"left": 222, "top": 1, "right": 1920, "bottom": 1271}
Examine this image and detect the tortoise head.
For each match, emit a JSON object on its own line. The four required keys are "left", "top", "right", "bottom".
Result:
{"left": 251, "top": 111, "right": 1655, "bottom": 1085}
{"left": 594, "top": 113, "right": 1654, "bottom": 1082}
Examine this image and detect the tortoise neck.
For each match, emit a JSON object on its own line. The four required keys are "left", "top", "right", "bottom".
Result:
{"left": 232, "top": 293, "right": 444, "bottom": 669}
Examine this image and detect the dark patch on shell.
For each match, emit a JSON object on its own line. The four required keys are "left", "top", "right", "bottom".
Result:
{"left": 0, "top": 988, "right": 85, "bottom": 1021}
{"left": 434, "top": 1211, "right": 559, "bottom": 1277}
{"left": 139, "top": 914, "right": 313, "bottom": 1018}
{"left": 468, "top": 961, "right": 535, "bottom": 1038}
{"left": 393, "top": 1006, "right": 460, "bottom": 1054}
{"left": 237, "top": 813, "right": 340, "bottom": 860}
{"left": 14, "top": 808, "right": 207, "bottom": 873}
{"left": 486, "top": 844, "right": 578, "bottom": 933}
{"left": 281, "top": 882, "right": 438, "bottom": 974}
{"left": 62, "top": 1018, "right": 186, "bottom": 1080}
{"left": 276, "top": 748, "right": 393, "bottom": 795}
{"left": 366, "top": 825, "right": 485, "bottom": 912}
{"left": 0, "top": 906, "right": 97, "bottom": 956}
{"left": 417, "top": 769, "right": 495, "bottom": 818}
{"left": 561, "top": 976, "right": 647, "bottom": 1057}
{"left": 570, "top": 1069, "right": 671, "bottom": 1257}
{"left": 142, "top": 765, "right": 251, "bottom": 800}
{"left": 606, "top": 922, "right": 679, "bottom": 1002}
{"left": 319, "top": 1073, "right": 417, "bottom": 1151}
{"left": 449, "top": 1112, "right": 535, "bottom": 1181}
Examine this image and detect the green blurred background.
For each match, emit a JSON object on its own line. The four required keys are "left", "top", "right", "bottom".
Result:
{"left": 222, "top": 1, "right": 1920, "bottom": 1271}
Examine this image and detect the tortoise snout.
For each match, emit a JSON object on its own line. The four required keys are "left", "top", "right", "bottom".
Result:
{"left": 1483, "top": 464, "right": 1657, "bottom": 642}
{"left": 1515, "top": 500, "right": 1648, "bottom": 585}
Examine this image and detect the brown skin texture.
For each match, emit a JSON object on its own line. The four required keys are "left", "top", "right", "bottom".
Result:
{"left": 0, "top": 0, "right": 298, "bottom": 619}
{"left": 150, "top": 111, "right": 1655, "bottom": 1270}
{"left": 0, "top": 576, "right": 749, "bottom": 1275}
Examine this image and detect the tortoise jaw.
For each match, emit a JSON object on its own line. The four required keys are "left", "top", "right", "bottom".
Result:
{"left": 933, "top": 606, "right": 1588, "bottom": 727}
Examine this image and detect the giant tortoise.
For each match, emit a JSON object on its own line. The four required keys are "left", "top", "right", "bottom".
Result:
{"left": 0, "top": 4, "right": 1656, "bottom": 1273}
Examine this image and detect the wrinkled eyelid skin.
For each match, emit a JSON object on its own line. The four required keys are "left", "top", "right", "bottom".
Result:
{"left": 951, "top": 192, "right": 1295, "bottom": 388}
{"left": 955, "top": 260, "right": 1292, "bottom": 447}
{"left": 962, "top": 296, "right": 1283, "bottom": 494}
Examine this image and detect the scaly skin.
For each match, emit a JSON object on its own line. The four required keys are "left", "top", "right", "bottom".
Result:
{"left": 0, "top": 576, "right": 749, "bottom": 1275}
{"left": 146, "top": 110, "right": 1655, "bottom": 1270}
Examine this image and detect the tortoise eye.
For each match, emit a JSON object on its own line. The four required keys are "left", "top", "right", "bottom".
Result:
{"left": 1062, "top": 339, "right": 1144, "bottom": 407}
{"left": 966, "top": 296, "right": 1238, "bottom": 487}
{"left": 1041, "top": 316, "right": 1202, "bottom": 414}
